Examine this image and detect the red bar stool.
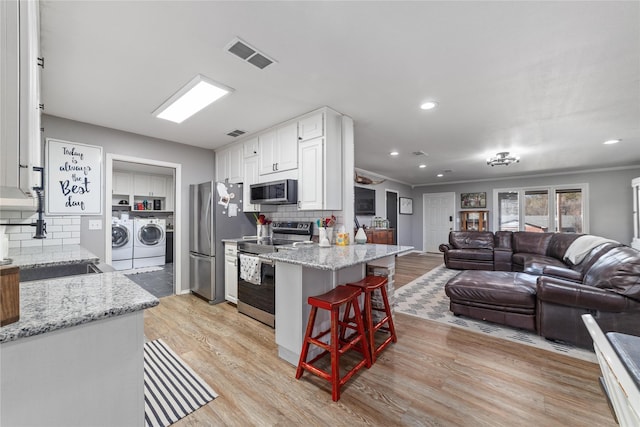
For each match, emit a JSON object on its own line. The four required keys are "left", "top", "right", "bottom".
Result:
{"left": 295, "top": 285, "right": 372, "bottom": 401}
{"left": 345, "top": 275, "right": 397, "bottom": 363}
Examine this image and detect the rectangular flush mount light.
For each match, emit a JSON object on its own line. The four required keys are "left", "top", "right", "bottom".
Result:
{"left": 153, "top": 74, "right": 234, "bottom": 123}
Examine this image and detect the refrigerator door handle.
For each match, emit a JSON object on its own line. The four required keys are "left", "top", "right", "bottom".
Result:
{"left": 205, "top": 192, "right": 212, "bottom": 247}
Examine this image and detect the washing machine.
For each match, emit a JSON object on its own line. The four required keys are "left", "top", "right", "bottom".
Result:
{"left": 112, "top": 218, "right": 134, "bottom": 270}
{"left": 133, "top": 218, "right": 166, "bottom": 268}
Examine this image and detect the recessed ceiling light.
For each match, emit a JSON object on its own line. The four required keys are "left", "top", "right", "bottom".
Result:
{"left": 420, "top": 101, "right": 438, "bottom": 110}
{"left": 603, "top": 139, "right": 621, "bottom": 145}
{"left": 419, "top": 164, "right": 427, "bottom": 169}
{"left": 436, "top": 173, "right": 444, "bottom": 177}
{"left": 390, "top": 151, "right": 399, "bottom": 156}
{"left": 153, "top": 74, "right": 234, "bottom": 123}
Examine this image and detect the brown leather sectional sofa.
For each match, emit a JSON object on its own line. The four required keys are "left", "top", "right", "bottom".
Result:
{"left": 439, "top": 231, "right": 640, "bottom": 348}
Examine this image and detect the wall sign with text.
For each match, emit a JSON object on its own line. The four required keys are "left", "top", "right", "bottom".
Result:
{"left": 46, "top": 138, "right": 103, "bottom": 215}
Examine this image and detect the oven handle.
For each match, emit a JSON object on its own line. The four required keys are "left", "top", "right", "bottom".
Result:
{"left": 237, "top": 252, "right": 275, "bottom": 266}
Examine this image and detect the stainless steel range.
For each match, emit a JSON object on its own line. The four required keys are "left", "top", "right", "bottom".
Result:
{"left": 236, "top": 221, "right": 313, "bottom": 327}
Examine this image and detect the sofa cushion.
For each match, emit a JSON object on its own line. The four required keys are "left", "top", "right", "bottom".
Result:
{"left": 446, "top": 248, "right": 494, "bottom": 262}
{"left": 445, "top": 271, "right": 537, "bottom": 310}
{"left": 547, "top": 233, "right": 583, "bottom": 260}
{"left": 583, "top": 246, "right": 640, "bottom": 301}
{"left": 512, "top": 232, "right": 554, "bottom": 256}
{"left": 512, "top": 253, "right": 567, "bottom": 273}
{"left": 449, "top": 231, "right": 494, "bottom": 250}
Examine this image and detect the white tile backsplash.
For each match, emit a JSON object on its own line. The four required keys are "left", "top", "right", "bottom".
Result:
{"left": 0, "top": 211, "right": 82, "bottom": 248}
{"left": 264, "top": 209, "right": 344, "bottom": 235}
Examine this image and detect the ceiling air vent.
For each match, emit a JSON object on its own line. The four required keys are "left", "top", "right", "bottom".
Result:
{"left": 412, "top": 150, "right": 428, "bottom": 157}
{"left": 225, "top": 37, "right": 277, "bottom": 70}
{"left": 226, "top": 129, "right": 246, "bottom": 137}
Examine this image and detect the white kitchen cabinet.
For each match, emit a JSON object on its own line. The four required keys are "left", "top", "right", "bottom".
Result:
{"left": 133, "top": 173, "right": 167, "bottom": 197}
{"left": 216, "top": 144, "right": 243, "bottom": 183}
{"left": 297, "top": 108, "right": 343, "bottom": 210}
{"left": 242, "top": 156, "right": 276, "bottom": 213}
{"left": 224, "top": 242, "right": 238, "bottom": 303}
{"left": 112, "top": 171, "right": 132, "bottom": 195}
{"left": 298, "top": 112, "right": 323, "bottom": 142}
{"left": 298, "top": 138, "right": 324, "bottom": 210}
{"left": 258, "top": 122, "right": 298, "bottom": 176}
{"left": 243, "top": 137, "right": 259, "bottom": 158}
{"left": 0, "top": 0, "right": 41, "bottom": 208}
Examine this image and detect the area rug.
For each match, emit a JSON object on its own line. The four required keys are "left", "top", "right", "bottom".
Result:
{"left": 144, "top": 339, "right": 218, "bottom": 427}
{"left": 394, "top": 265, "right": 597, "bottom": 363}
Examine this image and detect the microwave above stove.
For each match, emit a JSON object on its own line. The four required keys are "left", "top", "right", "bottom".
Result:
{"left": 250, "top": 179, "right": 298, "bottom": 205}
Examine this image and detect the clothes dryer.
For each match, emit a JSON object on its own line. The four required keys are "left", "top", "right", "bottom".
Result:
{"left": 133, "top": 218, "right": 166, "bottom": 268}
{"left": 112, "top": 218, "right": 133, "bottom": 270}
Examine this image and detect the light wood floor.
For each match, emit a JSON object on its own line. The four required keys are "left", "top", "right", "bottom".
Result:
{"left": 144, "top": 251, "right": 615, "bottom": 426}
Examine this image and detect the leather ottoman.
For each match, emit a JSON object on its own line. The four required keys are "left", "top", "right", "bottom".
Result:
{"left": 444, "top": 270, "right": 538, "bottom": 331}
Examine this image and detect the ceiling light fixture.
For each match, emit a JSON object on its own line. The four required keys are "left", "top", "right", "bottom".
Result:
{"left": 153, "top": 74, "right": 234, "bottom": 123}
{"left": 436, "top": 173, "right": 444, "bottom": 177}
{"left": 390, "top": 151, "right": 399, "bottom": 156}
{"left": 419, "top": 164, "right": 427, "bottom": 169}
{"left": 487, "top": 151, "right": 520, "bottom": 167}
{"left": 603, "top": 139, "right": 621, "bottom": 145}
{"left": 420, "top": 101, "right": 438, "bottom": 110}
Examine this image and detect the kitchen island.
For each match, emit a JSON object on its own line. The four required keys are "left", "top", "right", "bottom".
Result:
{"left": 260, "top": 243, "right": 412, "bottom": 365}
{"left": 0, "top": 245, "right": 159, "bottom": 427}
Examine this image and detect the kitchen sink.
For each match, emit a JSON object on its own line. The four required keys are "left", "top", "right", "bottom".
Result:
{"left": 20, "top": 262, "right": 102, "bottom": 282}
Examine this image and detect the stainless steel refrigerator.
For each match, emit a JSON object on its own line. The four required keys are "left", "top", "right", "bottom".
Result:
{"left": 189, "top": 181, "right": 256, "bottom": 303}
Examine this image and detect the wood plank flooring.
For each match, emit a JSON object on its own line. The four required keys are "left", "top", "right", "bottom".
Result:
{"left": 143, "top": 251, "right": 615, "bottom": 426}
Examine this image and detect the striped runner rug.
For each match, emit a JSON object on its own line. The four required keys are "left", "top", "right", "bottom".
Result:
{"left": 144, "top": 339, "right": 218, "bottom": 427}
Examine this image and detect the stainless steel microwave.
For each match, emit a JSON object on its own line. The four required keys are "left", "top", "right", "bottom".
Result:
{"left": 250, "top": 179, "right": 298, "bottom": 205}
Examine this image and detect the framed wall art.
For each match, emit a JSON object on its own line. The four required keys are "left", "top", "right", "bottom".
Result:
{"left": 460, "top": 192, "right": 486, "bottom": 209}
{"left": 399, "top": 197, "right": 413, "bottom": 215}
{"left": 46, "top": 138, "right": 103, "bottom": 215}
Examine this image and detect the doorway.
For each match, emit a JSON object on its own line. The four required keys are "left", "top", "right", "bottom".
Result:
{"left": 422, "top": 192, "right": 455, "bottom": 253}
{"left": 105, "top": 154, "right": 182, "bottom": 295}
{"left": 385, "top": 190, "right": 398, "bottom": 244}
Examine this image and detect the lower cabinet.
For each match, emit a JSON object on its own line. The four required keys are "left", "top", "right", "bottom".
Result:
{"left": 365, "top": 228, "right": 395, "bottom": 244}
{"left": 224, "top": 243, "right": 238, "bottom": 303}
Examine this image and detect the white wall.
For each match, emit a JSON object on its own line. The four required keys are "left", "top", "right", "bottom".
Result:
{"left": 410, "top": 167, "right": 640, "bottom": 250}
{"left": 41, "top": 114, "right": 216, "bottom": 290}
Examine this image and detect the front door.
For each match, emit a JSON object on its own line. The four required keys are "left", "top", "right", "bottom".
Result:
{"left": 423, "top": 192, "right": 455, "bottom": 253}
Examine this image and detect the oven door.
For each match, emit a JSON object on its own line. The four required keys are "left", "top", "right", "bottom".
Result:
{"left": 237, "top": 257, "right": 275, "bottom": 328}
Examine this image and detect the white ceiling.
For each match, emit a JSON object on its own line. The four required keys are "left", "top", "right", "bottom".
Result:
{"left": 39, "top": 1, "right": 640, "bottom": 186}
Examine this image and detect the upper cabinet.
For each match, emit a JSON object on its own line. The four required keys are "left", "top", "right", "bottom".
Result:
{"left": 297, "top": 108, "right": 343, "bottom": 210}
{"left": 215, "top": 144, "right": 243, "bottom": 183}
{"left": 258, "top": 122, "right": 298, "bottom": 176}
{"left": 112, "top": 171, "right": 132, "bottom": 195}
{"left": 243, "top": 137, "right": 258, "bottom": 158}
{"left": 134, "top": 173, "right": 167, "bottom": 197}
{"left": 298, "top": 112, "right": 323, "bottom": 142}
{"left": 0, "top": 0, "right": 41, "bottom": 208}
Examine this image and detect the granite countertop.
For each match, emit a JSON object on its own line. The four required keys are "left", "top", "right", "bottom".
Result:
{"left": 8, "top": 245, "right": 99, "bottom": 269}
{"left": 259, "top": 243, "right": 413, "bottom": 271}
{"left": 0, "top": 271, "right": 159, "bottom": 344}
{"left": 1, "top": 244, "right": 158, "bottom": 344}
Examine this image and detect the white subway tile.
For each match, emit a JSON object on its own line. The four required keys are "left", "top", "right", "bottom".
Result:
{"left": 63, "top": 237, "right": 80, "bottom": 245}
{"left": 52, "top": 231, "right": 72, "bottom": 239}
{"left": 63, "top": 224, "right": 80, "bottom": 232}
{"left": 0, "top": 211, "right": 21, "bottom": 220}
{"left": 71, "top": 231, "right": 81, "bottom": 238}
{"left": 46, "top": 225, "right": 63, "bottom": 233}
{"left": 42, "top": 238, "right": 63, "bottom": 246}
{"left": 53, "top": 218, "right": 73, "bottom": 225}
{"left": 21, "top": 211, "right": 37, "bottom": 219}
{"left": 21, "top": 239, "right": 43, "bottom": 248}
{"left": 8, "top": 240, "right": 20, "bottom": 248}
{"left": 71, "top": 217, "right": 81, "bottom": 225}
{"left": 9, "top": 233, "right": 32, "bottom": 241}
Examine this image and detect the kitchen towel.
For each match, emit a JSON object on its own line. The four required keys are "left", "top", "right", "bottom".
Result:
{"left": 239, "top": 254, "right": 261, "bottom": 285}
